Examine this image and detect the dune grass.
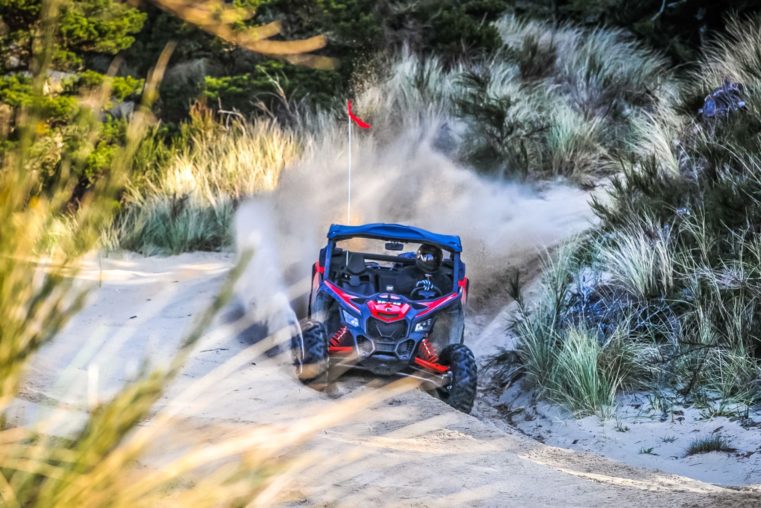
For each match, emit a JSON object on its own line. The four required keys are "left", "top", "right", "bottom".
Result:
{"left": 550, "top": 326, "right": 624, "bottom": 417}
{"left": 510, "top": 247, "right": 647, "bottom": 417}
{"left": 685, "top": 436, "right": 736, "bottom": 457}
{"left": 596, "top": 219, "right": 675, "bottom": 301}
{"left": 109, "top": 112, "right": 300, "bottom": 255}
{"left": 509, "top": 16, "right": 761, "bottom": 416}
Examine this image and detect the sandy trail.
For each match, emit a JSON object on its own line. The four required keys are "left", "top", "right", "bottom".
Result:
{"left": 10, "top": 253, "right": 761, "bottom": 507}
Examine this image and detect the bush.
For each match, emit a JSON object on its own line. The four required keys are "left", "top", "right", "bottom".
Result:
{"left": 453, "top": 15, "right": 671, "bottom": 178}
{"left": 0, "top": 60, "right": 152, "bottom": 197}
{"left": 1, "top": 0, "right": 146, "bottom": 72}
{"left": 72, "top": 70, "right": 144, "bottom": 102}
{"left": 0, "top": 74, "right": 78, "bottom": 124}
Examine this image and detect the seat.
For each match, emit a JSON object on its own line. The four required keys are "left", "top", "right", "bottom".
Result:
{"left": 377, "top": 273, "right": 399, "bottom": 294}
{"left": 341, "top": 253, "right": 375, "bottom": 295}
{"left": 346, "top": 252, "right": 365, "bottom": 275}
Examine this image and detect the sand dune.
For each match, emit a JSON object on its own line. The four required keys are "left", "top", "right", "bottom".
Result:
{"left": 9, "top": 252, "right": 760, "bottom": 506}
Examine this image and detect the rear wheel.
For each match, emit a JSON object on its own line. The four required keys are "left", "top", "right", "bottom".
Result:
{"left": 436, "top": 344, "right": 477, "bottom": 413}
{"left": 292, "top": 321, "right": 329, "bottom": 390}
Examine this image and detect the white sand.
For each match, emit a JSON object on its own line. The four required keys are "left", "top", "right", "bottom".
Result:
{"left": 495, "top": 388, "right": 761, "bottom": 487}
{"left": 469, "top": 283, "right": 761, "bottom": 489}
{"left": 8, "top": 252, "right": 760, "bottom": 506}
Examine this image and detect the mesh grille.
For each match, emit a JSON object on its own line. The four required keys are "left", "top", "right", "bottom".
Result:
{"left": 374, "top": 341, "right": 397, "bottom": 353}
{"left": 368, "top": 318, "right": 407, "bottom": 340}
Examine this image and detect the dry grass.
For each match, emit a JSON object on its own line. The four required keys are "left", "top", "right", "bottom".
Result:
{"left": 596, "top": 219, "right": 675, "bottom": 300}
{"left": 110, "top": 113, "right": 300, "bottom": 254}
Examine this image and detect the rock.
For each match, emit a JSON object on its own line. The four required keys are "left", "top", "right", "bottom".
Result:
{"left": 108, "top": 101, "right": 135, "bottom": 119}
{"left": 699, "top": 79, "right": 747, "bottom": 119}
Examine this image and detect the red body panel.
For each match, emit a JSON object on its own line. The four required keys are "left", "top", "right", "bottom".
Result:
{"left": 414, "top": 357, "right": 449, "bottom": 373}
{"left": 458, "top": 277, "right": 469, "bottom": 304}
{"left": 324, "top": 280, "right": 360, "bottom": 312}
{"left": 367, "top": 300, "right": 411, "bottom": 322}
{"left": 416, "top": 292, "right": 460, "bottom": 317}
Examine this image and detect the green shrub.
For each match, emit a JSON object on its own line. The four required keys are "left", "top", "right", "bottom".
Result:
{"left": 0, "top": 74, "right": 78, "bottom": 124}
{"left": 1, "top": 0, "right": 146, "bottom": 72}
{"left": 58, "top": 0, "right": 147, "bottom": 58}
{"left": 72, "top": 70, "right": 144, "bottom": 102}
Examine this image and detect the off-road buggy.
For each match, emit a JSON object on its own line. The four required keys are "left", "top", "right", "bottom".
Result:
{"left": 292, "top": 223, "right": 477, "bottom": 413}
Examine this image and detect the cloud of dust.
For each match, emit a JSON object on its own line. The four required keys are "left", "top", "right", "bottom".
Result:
{"left": 234, "top": 123, "right": 596, "bottom": 335}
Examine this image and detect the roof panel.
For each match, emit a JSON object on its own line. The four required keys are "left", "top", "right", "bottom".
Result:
{"left": 327, "top": 223, "right": 462, "bottom": 252}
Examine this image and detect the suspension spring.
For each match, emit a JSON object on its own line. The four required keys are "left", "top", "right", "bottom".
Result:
{"left": 329, "top": 326, "right": 349, "bottom": 347}
{"left": 418, "top": 337, "right": 439, "bottom": 362}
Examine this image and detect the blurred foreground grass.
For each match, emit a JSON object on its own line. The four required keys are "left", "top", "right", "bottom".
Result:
{"left": 0, "top": 2, "right": 384, "bottom": 505}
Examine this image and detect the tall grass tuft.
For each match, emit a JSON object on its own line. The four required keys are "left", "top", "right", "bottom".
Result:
{"left": 597, "top": 219, "right": 675, "bottom": 300}
{"left": 685, "top": 436, "right": 736, "bottom": 456}
{"left": 550, "top": 326, "right": 622, "bottom": 416}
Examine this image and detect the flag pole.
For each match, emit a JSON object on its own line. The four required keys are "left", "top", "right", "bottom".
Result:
{"left": 346, "top": 99, "right": 369, "bottom": 226}
{"left": 346, "top": 107, "right": 352, "bottom": 267}
{"left": 348, "top": 110, "right": 352, "bottom": 225}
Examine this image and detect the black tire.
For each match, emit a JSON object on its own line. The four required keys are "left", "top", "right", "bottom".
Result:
{"left": 292, "top": 321, "right": 329, "bottom": 390}
{"left": 436, "top": 344, "right": 477, "bottom": 413}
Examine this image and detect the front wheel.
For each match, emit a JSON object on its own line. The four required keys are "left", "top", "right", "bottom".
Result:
{"left": 436, "top": 344, "right": 477, "bottom": 413}
{"left": 292, "top": 321, "right": 329, "bottom": 390}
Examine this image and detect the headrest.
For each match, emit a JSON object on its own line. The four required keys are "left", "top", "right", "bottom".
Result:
{"left": 346, "top": 253, "right": 366, "bottom": 275}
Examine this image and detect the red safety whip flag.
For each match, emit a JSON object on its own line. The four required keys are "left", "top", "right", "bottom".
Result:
{"left": 347, "top": 100, "right": 371, "bottom": 129}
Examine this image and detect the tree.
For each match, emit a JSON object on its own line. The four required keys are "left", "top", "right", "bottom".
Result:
{"left": 0, "top": 0, "right": 147, "bottom": 71}
{"left": 150, "top": 0, "right": 336, "bottom": 70}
